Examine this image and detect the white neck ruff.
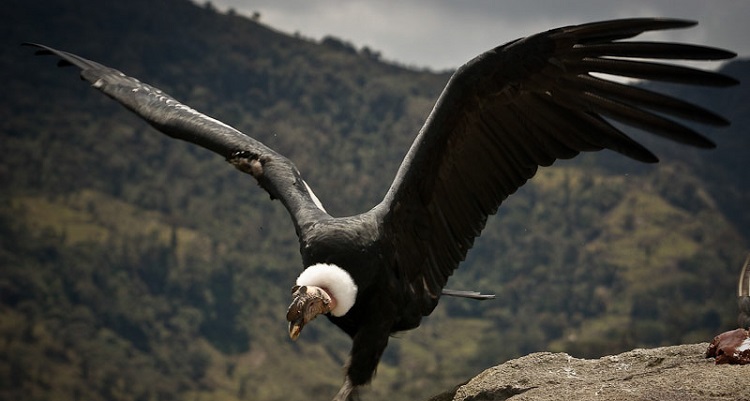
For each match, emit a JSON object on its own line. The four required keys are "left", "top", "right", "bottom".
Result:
{"left": 296, "top": 263, "right": 358, "bottom": 316}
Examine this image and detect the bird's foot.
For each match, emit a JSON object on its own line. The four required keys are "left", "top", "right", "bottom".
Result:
{"left": 332, "top": 377, "right": 359, "bottom": 401}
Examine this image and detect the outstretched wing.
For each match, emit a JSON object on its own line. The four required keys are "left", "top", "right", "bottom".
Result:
{"left": 25, "top": 43, "right": 330, "bottom": 235}
{"left": 375, "top": 19, "right": 738, "bottom": 314}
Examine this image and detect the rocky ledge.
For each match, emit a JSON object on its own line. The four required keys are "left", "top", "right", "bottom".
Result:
{"left": 429, "top": 343, "right": 748, "bottom": 401}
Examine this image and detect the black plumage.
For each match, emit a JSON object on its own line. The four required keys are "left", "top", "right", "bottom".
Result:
{"left": 26, "top": 18, "right": 738, "bottom": 401}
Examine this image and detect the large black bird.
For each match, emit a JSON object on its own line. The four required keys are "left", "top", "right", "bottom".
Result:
{"left": 27, "top": 18, "right": 737, "bottom": 401}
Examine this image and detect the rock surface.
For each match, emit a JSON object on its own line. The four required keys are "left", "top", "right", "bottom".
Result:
{"left": 429, "top": 343, "right": 749, "bottom": 401}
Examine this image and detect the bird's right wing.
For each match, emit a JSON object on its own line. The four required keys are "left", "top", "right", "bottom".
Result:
{"left": 374, "top": 19, "right": 738, "bottom": 315}
{"left": 25, "top": 43, "right": 330, "bottom": 235}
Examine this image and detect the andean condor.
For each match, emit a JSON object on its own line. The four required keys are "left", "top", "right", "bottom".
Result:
{"left": 26, "top": 18, "right": 738, "bottom": 401}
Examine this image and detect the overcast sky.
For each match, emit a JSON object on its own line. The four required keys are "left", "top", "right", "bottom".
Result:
{"left": 209, "top": 0, "right": 748, "bottom": 71}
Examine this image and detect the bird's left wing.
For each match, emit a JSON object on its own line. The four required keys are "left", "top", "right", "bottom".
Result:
{"left": 374, "top": 19, "right": 738, "bottom": 314}
{"left": 25, "top": 43, "right": 329, "bottom": 235}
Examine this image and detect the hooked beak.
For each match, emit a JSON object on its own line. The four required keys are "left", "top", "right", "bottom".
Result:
{"left": 286, "top": 285, "right": 336, "bottom": 340}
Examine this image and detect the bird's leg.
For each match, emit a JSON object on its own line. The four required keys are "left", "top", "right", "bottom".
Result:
{"left": 332, "top": 376, "right": 357, "bottom": 401}
{"left": 334, "top": 310, "right": 393, "bottom": 401}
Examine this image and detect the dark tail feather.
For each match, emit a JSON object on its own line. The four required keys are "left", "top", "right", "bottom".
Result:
{"left": 442, "top": 289, "right": 496, "bottom": 300}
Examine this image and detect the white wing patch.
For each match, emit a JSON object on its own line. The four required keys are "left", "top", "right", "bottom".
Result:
{"left": 303, "top": 180, "right": 327, "bottom": 213}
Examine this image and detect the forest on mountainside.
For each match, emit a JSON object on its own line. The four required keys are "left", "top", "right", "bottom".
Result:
{"left": 1, "top": 1, "right": 748, "bottom": 401}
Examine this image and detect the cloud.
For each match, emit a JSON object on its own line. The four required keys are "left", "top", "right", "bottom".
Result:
{"left": 210, "top": 0, "right": 749, "bottom": 70}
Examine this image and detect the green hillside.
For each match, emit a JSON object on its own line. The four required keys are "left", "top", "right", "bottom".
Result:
{"left": 1, "top": 1, "right": 748, "bottom": 401}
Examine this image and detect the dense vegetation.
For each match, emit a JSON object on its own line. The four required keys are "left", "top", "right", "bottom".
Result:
{"left": 2, "top": 1, "right": 748, "bottom": 400}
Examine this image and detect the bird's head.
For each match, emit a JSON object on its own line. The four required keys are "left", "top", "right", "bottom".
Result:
{"left": 286, "top": 285, "right": 335, "bottom": 340}
{"left": 285, "top": 263, "right": 359, "bottom": 340}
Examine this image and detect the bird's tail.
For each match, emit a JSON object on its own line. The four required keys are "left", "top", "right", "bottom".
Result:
{"left": 441, "top": 289, "right": 495, "bottom": 300}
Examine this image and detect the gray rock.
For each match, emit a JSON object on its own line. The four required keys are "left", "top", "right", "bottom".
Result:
{"left": 430, "top": 344, "right": 749, "bottom": 401}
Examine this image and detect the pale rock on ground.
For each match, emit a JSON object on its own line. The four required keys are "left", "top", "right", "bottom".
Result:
{"left": 429, "top": 344, "right": 749, "bottom": 401}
